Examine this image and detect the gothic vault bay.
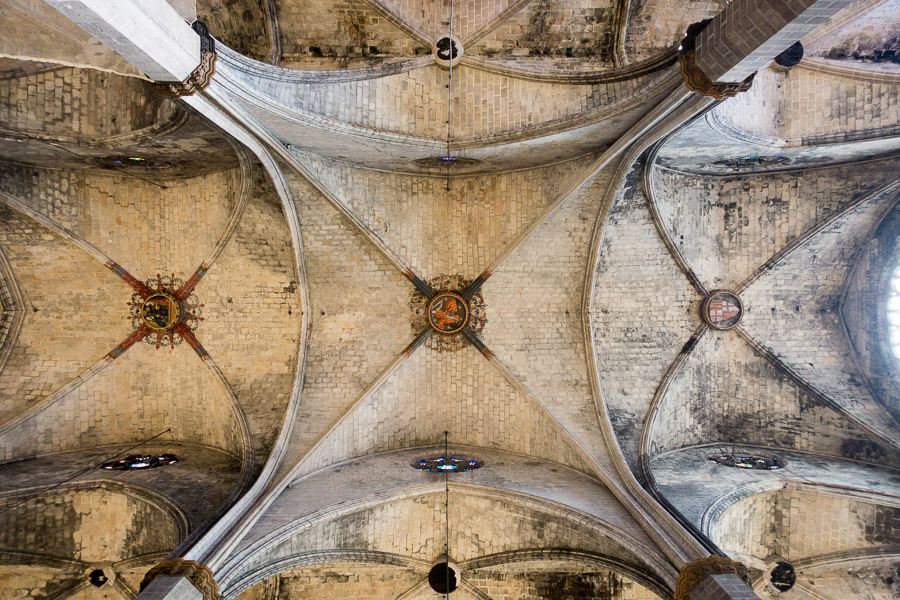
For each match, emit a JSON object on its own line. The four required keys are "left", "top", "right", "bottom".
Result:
{"left": 0, "top": 0, "right": 898, "bottom": 599}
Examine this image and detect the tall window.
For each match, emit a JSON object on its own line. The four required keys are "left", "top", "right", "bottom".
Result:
{"left": 887, "top": 264, "right": 900, "bottom": 358}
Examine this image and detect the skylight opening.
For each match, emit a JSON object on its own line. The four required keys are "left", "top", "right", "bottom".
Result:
{"left": 887, "top": 264, "right": 900, "bottom": 359}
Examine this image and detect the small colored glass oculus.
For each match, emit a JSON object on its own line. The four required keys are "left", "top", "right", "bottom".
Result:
{"left": 414, "top": 156, "right": 480, "bottom": 168}
{"left": 98, "top": 155, "right": 173, "bottom": 169}
{"left": 411, "top": 456, "right": 483, "bottom": 472}
{"left": 102, "top": 454, "right": 178, "bottom": 470}
{"left": 708, "top": 454, "right": 784, "bottom": 470}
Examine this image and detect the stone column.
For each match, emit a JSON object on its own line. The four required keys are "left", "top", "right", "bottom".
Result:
{"left": 43, "top": 0, "right": 200, "bottom": 82}
{"left": 695, "top": 0, "right": 853, "bottom": 83}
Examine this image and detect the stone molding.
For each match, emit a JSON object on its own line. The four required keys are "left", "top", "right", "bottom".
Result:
{"left": 140, "top": 559, "right": 220, "bottom": 600}
{"left": 152, "top": 22, "right": 216, "bottom": 98}
{"left": 674, "top": 556, "right": 752, "bottom": 599}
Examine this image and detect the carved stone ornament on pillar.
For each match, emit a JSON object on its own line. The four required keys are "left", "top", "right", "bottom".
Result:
{"left": 152, "top": 21, "right": 216, "bottom": 97}
{"left": 139, "top": 558, "right": 220, "bottom": 600}
{"left": 679, "top": 21, "right": 754, "bottom": 99}
{"left": 674, "top": 556, "right": 753, "bottom": 600}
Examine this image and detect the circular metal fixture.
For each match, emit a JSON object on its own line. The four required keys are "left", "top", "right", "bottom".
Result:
{"left": 429, "top": 561, "right": 458, "bottom": 594}
{"left": 428, "top": 292, "right": 469, "bottom": 334}
{"left": 701, "top": 290, "right": 743, "bottom": 330}
{"left": 434, "top": 36, "right": 463, "bottom": 68}
{"left": 411, "top": 456, "right": 483, "bottom": 472}
{"left": 774, "top": 42, "right": 804, "bottom": 68}
{"left": 770, "top": 561, "right": 796, "bottom": 591}
{"left": 141, "top": 293, "right": 181, "bottom": 331}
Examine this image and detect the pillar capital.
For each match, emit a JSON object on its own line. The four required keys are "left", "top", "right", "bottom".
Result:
{"left": 152, "top": 21, "right": 216, "bottom": 97}
{"left": 679, "top": 20, "right": 755, "bottom": 98}
{"left": 139, "top": 558, "right": 220, "bottom": 600}
{"left": 675, "top": 555, "right": 754, "bottom": 600}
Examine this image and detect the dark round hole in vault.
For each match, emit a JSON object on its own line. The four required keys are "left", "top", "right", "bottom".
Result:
{"left": 770, "top": 561, "right": 796, "bottom": 592}
{"left": 429, "top": 562, "right": 458, "bottom": 594}
{"left": 436, "top": 37, "right": 459, "bottom": 61}
{"left": 89, "top": 569, "right": 108, "bottom": 587}
{"left": 774, "top": 41, "right": 804, "bottom": 68}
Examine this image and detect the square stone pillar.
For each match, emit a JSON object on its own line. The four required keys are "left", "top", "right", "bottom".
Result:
{"left": 691, "top": 573, "right": 761, "bottom": 599}
{"left": 139, "top": 576, "right": 204, "bottom": 600}
{"left": 695, "top": 0, "right": 854, "bottom": 82}
{"left": 44, "top": 0, "right": 200, "bottom": 81}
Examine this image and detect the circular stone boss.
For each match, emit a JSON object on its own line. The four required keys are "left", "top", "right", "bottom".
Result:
{"left": 428, "top": 292, "right": 469, "bottom": 334}
{"left": 701, "top": 290, "right": 743, "bottom": 330}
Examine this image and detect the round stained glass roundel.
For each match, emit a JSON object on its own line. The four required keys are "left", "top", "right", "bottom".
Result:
{"left": 888, "top": 264, "right": 900, "bottom": 359}
{"left": 411, "top": 456, "right": 483, "bottom": 472}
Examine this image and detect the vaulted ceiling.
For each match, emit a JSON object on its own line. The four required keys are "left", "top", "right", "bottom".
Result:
{"left": 0, "top": 1, "right": 899, "bottom": 599}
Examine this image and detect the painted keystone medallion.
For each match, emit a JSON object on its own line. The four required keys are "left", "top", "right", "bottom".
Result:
{"left": 701, "top": 290, "right": 743, "bottom": 330}
{"left": 129, "top": 273, "right": 204, "bottom": 349}
{"left": 410, "top": 274, "right": 486, "bottom": 352}
{"left": 141, "top": 292, "right": 181, "bottom": 331}
{"left": 428, "top": 292, "right": 468, "bottom": 334}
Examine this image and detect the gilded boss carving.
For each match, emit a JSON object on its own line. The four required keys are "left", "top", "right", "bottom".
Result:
{"left": 140, "top": 558, "right": 220, "bottom": 600}
{"left": 674, "top": 555, "right": 753, "bottom": 600}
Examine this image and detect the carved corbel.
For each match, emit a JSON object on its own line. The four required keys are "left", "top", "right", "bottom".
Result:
{"left": 674, "top": 555, "right": 753, "bottom": 600}
{"left": 153, "top": 21, "right": 216, "bottom": 97}
{"left": 139, "top": 558, "right": 221, "bottom": 600}
{"left": 678, "top": 20, "right": 754, "bottom": 99}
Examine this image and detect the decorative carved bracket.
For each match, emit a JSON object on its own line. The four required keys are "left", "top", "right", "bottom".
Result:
{"left": 152, "top": 21, "right": 216, "bottom": 97}
{"left": 678, "top": 20, "right": 754, "bottom": 99}
{"left": 674, "top": 555, "right": 753, "bottom": 600}
{"left": 139, "top": 558, "right": 221, "bottom": 600}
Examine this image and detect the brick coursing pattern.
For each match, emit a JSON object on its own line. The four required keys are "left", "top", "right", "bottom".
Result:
{"left": 651, "top": 157, "right": 900, "bottom": 292}
{"left": 199, "top": 166, "right": 303, "bottom": 471}
{"left": 296, "top": 344, "right": 594, "bottom": 478}
{"left": 279, "top": 169, "right": 412, "bottom": 469}
{"left": 841, "top": 199, "right": 900, "bottom": 423}
{"left": 0, "top": 339, "right": 245, "bottom": 463}
{"left": 741, "top": 187, "right": 899, "bottom": 440}
{"left": 712, "top": 487, "right": 900, "bottom": 561}
{"left": 0, "top": 486, "right": 182, "bottom": 563}
{"left": 713, "top": 65, "right": 900, "bottom": 146}
{"left": 296, "top": 154, "right": 594, "bottom": 281}
{"left": 624, "top": 0, "right": 723, "bottom": 63}
{"left": 470, "top": 0, "right": 618, "bottom": 63}
{"left": 228, "top": 490, "right": 654, "bottom": 592}
{"left": 591, "top": 161, "right": 702, "bottom": 469}
{"left": 481, "top": 169, "right": 612, "bottom": 467}
{"left": 0, "top": 205, "right": 133, "bottom": 424}
{"left": 651, "top": 328, "right": 898, "bottom": 462}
